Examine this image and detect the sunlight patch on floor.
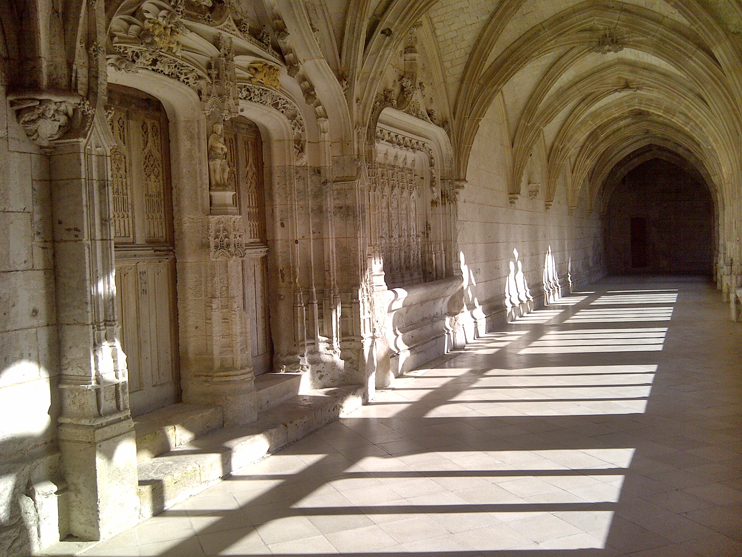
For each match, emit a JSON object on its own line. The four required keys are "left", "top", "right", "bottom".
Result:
{"left": 566, "top": 307, "right": 674, "bottom": 322}
{"left": 591, "top": 293, "right": 679, "bottom": 305}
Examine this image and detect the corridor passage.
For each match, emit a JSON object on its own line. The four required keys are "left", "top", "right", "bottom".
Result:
{"left": 83, "top": 277, "right": 742, "bottom": 557}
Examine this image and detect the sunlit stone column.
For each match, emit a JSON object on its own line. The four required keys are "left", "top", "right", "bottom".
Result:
{"left": 49, "top": 122, "right": 140, "bottom": 541}
{"left": 178, "top": 214, "right": 258, "bottom": 427}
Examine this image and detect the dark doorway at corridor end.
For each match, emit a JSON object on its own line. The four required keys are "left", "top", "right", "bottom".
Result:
{"left": 606, "top": 158, "right": 714, "bottom": 275}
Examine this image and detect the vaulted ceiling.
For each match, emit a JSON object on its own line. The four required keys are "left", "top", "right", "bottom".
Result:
{"left": 99, "top": 0, "right": 742, "bottom": 209}
{"left": 333, "top": 0, "right": 742, "bottom": 207}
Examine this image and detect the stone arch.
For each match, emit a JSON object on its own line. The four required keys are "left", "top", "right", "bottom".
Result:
{"left": 106, "top": 63, "right": 314, "bottom": 421}
{"left": 454, "top": 1, "right": 741, "bottom": 180}
{"left": 515, "top": 61, "right": 735, "bottom": 202}
{"left": 603, "top": 150, "right": 717, "bottom": 274}
{"left": 599, "top": 145, "right": 720, "bottom": 217}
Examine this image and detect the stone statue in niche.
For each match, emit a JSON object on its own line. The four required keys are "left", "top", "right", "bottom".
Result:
{"left": 208, "top": 120, "right": 232, "bottom": 190}
{"left": 14, "top": 99, "right": 74, "bottom": 143}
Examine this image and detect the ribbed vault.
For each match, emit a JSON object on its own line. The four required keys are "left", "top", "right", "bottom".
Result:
{"left": 341, "top": 0, "right": 742, "bottom": 217}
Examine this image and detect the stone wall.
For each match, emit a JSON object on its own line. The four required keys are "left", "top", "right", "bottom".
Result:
{"left": 458, "top": 98, "right": 605, "bottom": 334}
{"left": 0, "top": 80, "right": 66, "bottom": 555}
{"left": 607, "top": 159, "right": 715, "bottom": 275}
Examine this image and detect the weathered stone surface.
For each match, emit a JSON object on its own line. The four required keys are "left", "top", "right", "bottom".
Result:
{"left": 255, "top": 372, "right": 302, "bottom": 412}
{"left": 3, "top": 1, "right": 742, "bottom": 552}
{"left": 134, "top": 403, "right": 223, "bottom": 462}
{"left": 136, "top": 386, "right": 363, "bottom": 519}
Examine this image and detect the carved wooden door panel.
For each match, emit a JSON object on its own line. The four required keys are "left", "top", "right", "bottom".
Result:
{"left": 226, "top": 118, "right": 272, "bottom": 375}
{"left": 107, "top": 86, "right": 180, "bottom": 416}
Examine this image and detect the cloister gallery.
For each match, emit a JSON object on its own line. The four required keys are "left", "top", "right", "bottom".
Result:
{"left": 1, "top": 0, "right": 741, "bottom": 555}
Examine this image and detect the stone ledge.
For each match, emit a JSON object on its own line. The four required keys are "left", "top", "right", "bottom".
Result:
{"left": 254, "top": 372, "right": 302, "bottom": 412}
{"left": 137, "top": 385, "right": 364, "bottom": 520}
{"left": 133, "top": 403, "right": 223, "bottom": 463}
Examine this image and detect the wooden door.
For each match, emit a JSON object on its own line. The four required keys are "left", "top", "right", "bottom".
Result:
{"left": 631, "top": 216, "right": 648, "bottom": 269}
{"left": 226, "top": 118, "right": 272, "bottom": 375}
{"left": 107, "top": 86, "right": 180, "bottom": 416}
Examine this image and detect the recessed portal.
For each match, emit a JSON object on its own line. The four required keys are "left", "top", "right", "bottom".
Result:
{"left": 607, "top": 158, "right": 714, "bottom": 275}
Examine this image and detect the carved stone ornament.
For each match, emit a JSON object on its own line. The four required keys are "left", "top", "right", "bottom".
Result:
{"left": 110, "top": 46, "right": 206, "bottom": 89}
{"left": 247, "top": 62, "right": 281, "bottom": 89}
{"left": 528, "top": 182, "right": 540, "bottom": 199}
{"left": 237, "top": 82, "right": 307, "bottom": 165}
{"left": 110, "top": 0, "right": 186, "bottom": 55}
{"left": 593, "top": 27, "right": 624, "bottom": 54}
{"left": 109, "top": 0, "right": 206, "bottom": 89}
{"left": 209, "top": 215, "right": 247, "bottom": 260}
{"left": 201, "top": 34, "right": 238, "bottom": 120}
{"left": 9, "top": 92, "right": 92, "bottom": 146}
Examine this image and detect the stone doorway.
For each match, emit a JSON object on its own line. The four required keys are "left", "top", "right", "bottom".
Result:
{"left": 630, "top": 216, "right": 648, "bottom": 268}
{"left": 224, "top": 117, "right": 272, "bottom": 375}
{"left": 107, "top": 85, "right": 180, "bottom": 416}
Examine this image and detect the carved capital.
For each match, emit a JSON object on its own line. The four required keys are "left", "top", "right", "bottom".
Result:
{"left": 209, "top": 216, "right": 247, "bottom": 260}
{"left": 9, "top": 92, "right": 94, "bottom": 146}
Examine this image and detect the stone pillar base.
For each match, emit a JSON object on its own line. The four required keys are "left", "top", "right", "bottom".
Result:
{"left": 183, "top": 370, "right": 257, "bottom": 427}
{"left": 58, "top": 418, "right": 139, "bottom": 541}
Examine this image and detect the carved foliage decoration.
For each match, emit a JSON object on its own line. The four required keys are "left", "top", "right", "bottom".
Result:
{"left": 370, "top": 23, "right": 450, "bottom": 142}
{"left": 109, "top": 0, "right": 206, "bottom": 88}
{"left": 209, "top": 215, "right": 247, "bottom": 259}
{"left": 14, "top": 99, "right": 74, "bottom": 143}
{"left": 9, "top": 93, "right": 94, "bottom": 146}
{"left": 237, "top": 82, "right": 306, "bottom": 165}
{"left": 111, "top": 0, "right": 186, "bottom": 55}
{"left": 247, "top": 62, "right": 281, "bottom": 89}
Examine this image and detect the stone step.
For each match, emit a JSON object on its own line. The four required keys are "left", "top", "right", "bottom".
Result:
{"left": 137, "top": 385, "right": 364, "bottom": 520}
{"left": 133, "top": 403, "right": 223, "bottom": 463}
{"left": 254, "top": 372, "right": 303, "bottom": 412}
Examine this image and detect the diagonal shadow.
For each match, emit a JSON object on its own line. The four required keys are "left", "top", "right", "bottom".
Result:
{"left": 84, "top": 276, "right": 742, "bottom": 556}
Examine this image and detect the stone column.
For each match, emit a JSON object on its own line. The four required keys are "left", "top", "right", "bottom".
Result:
{"left": 180, "top": 215, "right": 257, "bottom": 426}
{"left": 266, "top": 165, "right": 307, "bottom": 373}
{"left": 49, "top": 119, "right": 139, "bottom": 541}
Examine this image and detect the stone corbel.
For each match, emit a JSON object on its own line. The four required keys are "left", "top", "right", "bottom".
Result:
{"left": 9, "top": 92, "right": 94, "bottom": 147}
{"left": 209, "top": 215, "right": 247, "bottom": 260}
{"left": 447, "top": 179, "right": 465, "bottom": 204}
{"left": 509, "top": 192, "right": 520, "bottom": 206}
{"left": 528, "top": 182, "right": 540, "bottom": 199}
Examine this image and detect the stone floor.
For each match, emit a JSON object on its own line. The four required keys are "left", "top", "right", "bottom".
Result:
{"left": 80, "top": 276, "right": 742, "bottom": 556}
